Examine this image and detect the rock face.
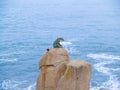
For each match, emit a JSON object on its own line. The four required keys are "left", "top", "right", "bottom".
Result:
{"left": 37, "top": 48, "right": 70, "bottom": 90}
{"left": 37, "top": 48, "right": 91, "bottom": 90}
{"left": 56, "top": 60, "right": 91, "bottom": 90}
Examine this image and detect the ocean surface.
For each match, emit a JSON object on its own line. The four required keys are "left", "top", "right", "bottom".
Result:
{"left": 0, "top": 0, "right": 120, "bottom": 90}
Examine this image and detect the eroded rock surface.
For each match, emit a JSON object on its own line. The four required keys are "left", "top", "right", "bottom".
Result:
{"left": 37, "top": 48, "right": 70, "bottom": 90}
{"left": 36, "top": 48, "right": 91, "bottom": 90}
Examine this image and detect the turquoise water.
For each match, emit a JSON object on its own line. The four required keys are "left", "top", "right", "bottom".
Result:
{"left": 0, "top": 0, "right": 120, "bottom": 90}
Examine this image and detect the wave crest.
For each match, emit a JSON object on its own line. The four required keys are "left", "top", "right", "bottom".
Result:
{"left": 60, "top": 41, "right": 72, "bottom": 46}
{"left": 1, "top": 80, "right": 36, "bottom": 90}
{"left": 1, "top": 80, "right": 22, "bottom": 90}
{"left": 0, "top": 59, "right": 18, "bottom": 63}
{"left": 87, "top": 53, "right": 120, "bottom": 60}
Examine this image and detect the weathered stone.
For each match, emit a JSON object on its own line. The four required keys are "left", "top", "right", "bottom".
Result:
{"left": 56, "top": 60, "right": 91, "bottom": 90}
{"left": 39, "top": 48, "right": 69, "bottom": 68}
{"left": 37, "top": 48, "right": 70, "bottom": 90}
{"left": 37, "top": 48, "right": 91, "bottom": 90}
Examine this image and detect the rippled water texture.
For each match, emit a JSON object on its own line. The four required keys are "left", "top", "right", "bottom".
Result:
{"left": 0, "top": 0, "right": 120, "bottom": 90}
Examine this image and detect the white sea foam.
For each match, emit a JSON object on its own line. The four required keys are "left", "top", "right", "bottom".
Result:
{"left": 87, "top": 53, "right": 120, "bottom": 60}
{"left": 60, "top": 41, "right": 79, "bottom": 54}
{"left": 88, "top": 53, "right": 120, "bottom": 90}
{"left": 0, "top": 58, "right": 18, "bottom": 63}
{"left": 91, "top": 87, "right": 112, "bottom": 90}
{"left": 0, "top": 51, "right": 26, "bottom": 57}
{"left": 60, "top": 41, "right": 72, "bottom": 46}
{"left": 94, "top": 62, "right": 112, "bottom": 75}
{"left": 90, "top": 76, "right": 120, "bottom": 90}
{"left": 90, "top": 87, "right": 99, "bottom": 90}
{"left": 93, "top": 61, "right": 120, "bottom": 90}
{"left": 24, "top": 82, "right": 36, "bottom": 90}
{"left": 94, "top": 59, "right": 119, "bottom": 82}
{"left": 1, "top": 80, "right": 22, "bottom": 90}
{"left": 1, "top": 80, "right": 36, "bottom": 90}
{"left": 68, "top": 47, "right": 80, "bottom": 54}
{"left": 101, "top": 75, "right": 120, "bottom": 90}
{"left": 111, "top": 68, "right": 120, "bottom": 72}
{"left": 60, "top": 41, "right": 81, "bottom": 54}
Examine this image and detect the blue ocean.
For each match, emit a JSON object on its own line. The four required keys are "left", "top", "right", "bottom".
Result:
{"left": 0, "top": 0, "right": 120, "bottom": 90}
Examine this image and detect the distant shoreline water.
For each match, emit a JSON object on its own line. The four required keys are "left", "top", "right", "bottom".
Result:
{"left": 0, "top": 0, "right": 120, "bottom": 90}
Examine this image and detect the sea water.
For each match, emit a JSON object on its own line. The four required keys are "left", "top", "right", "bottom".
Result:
{"left": 0, "top": 0, "right": 120, "bottom": 90}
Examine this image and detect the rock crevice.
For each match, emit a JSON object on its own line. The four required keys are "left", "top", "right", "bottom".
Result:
{"left": 37, "top": 48, "right": 91, "bottom": 90}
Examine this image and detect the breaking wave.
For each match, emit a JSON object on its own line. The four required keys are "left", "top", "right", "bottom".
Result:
{"left": 88, "top": 53, "right": 120, "bottom": 90}
{"left": 87, "top": 53, "right": 120, "bottom": 60}
{"left": 60, "top": 41, "right": 80, "bottom": 54}
{"left": 1, "top": 80, "right": 36, "bottom": 90}
{"left": 94, "top": 61, "right": 120, "bottom": 90}
{"left": 0, "top": 58, "right": 18, "bottom": 63}
{"left": 24, "top": 82, "right": 36, "bottom": 90}
{"left": 94, "top": 61, "right": 113, "bottom": 75}
{"left": 1, "top": 80, "right": 24, "bottom": 90}
{"left": 0, "top": 51, "right": 26, "bottom": 57}
{"left": 60, "top": 41, "right": 72, "bottom": 47}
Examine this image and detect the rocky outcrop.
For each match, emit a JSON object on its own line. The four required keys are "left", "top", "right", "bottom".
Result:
{"left": 37, "top": 48, "right": 91, "bottom": 90}
{"left": 56, "top": 60, "right": 91, "bottom": 90}
{"left": 37, "top": 48, "right": 70, "bottom": 90}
